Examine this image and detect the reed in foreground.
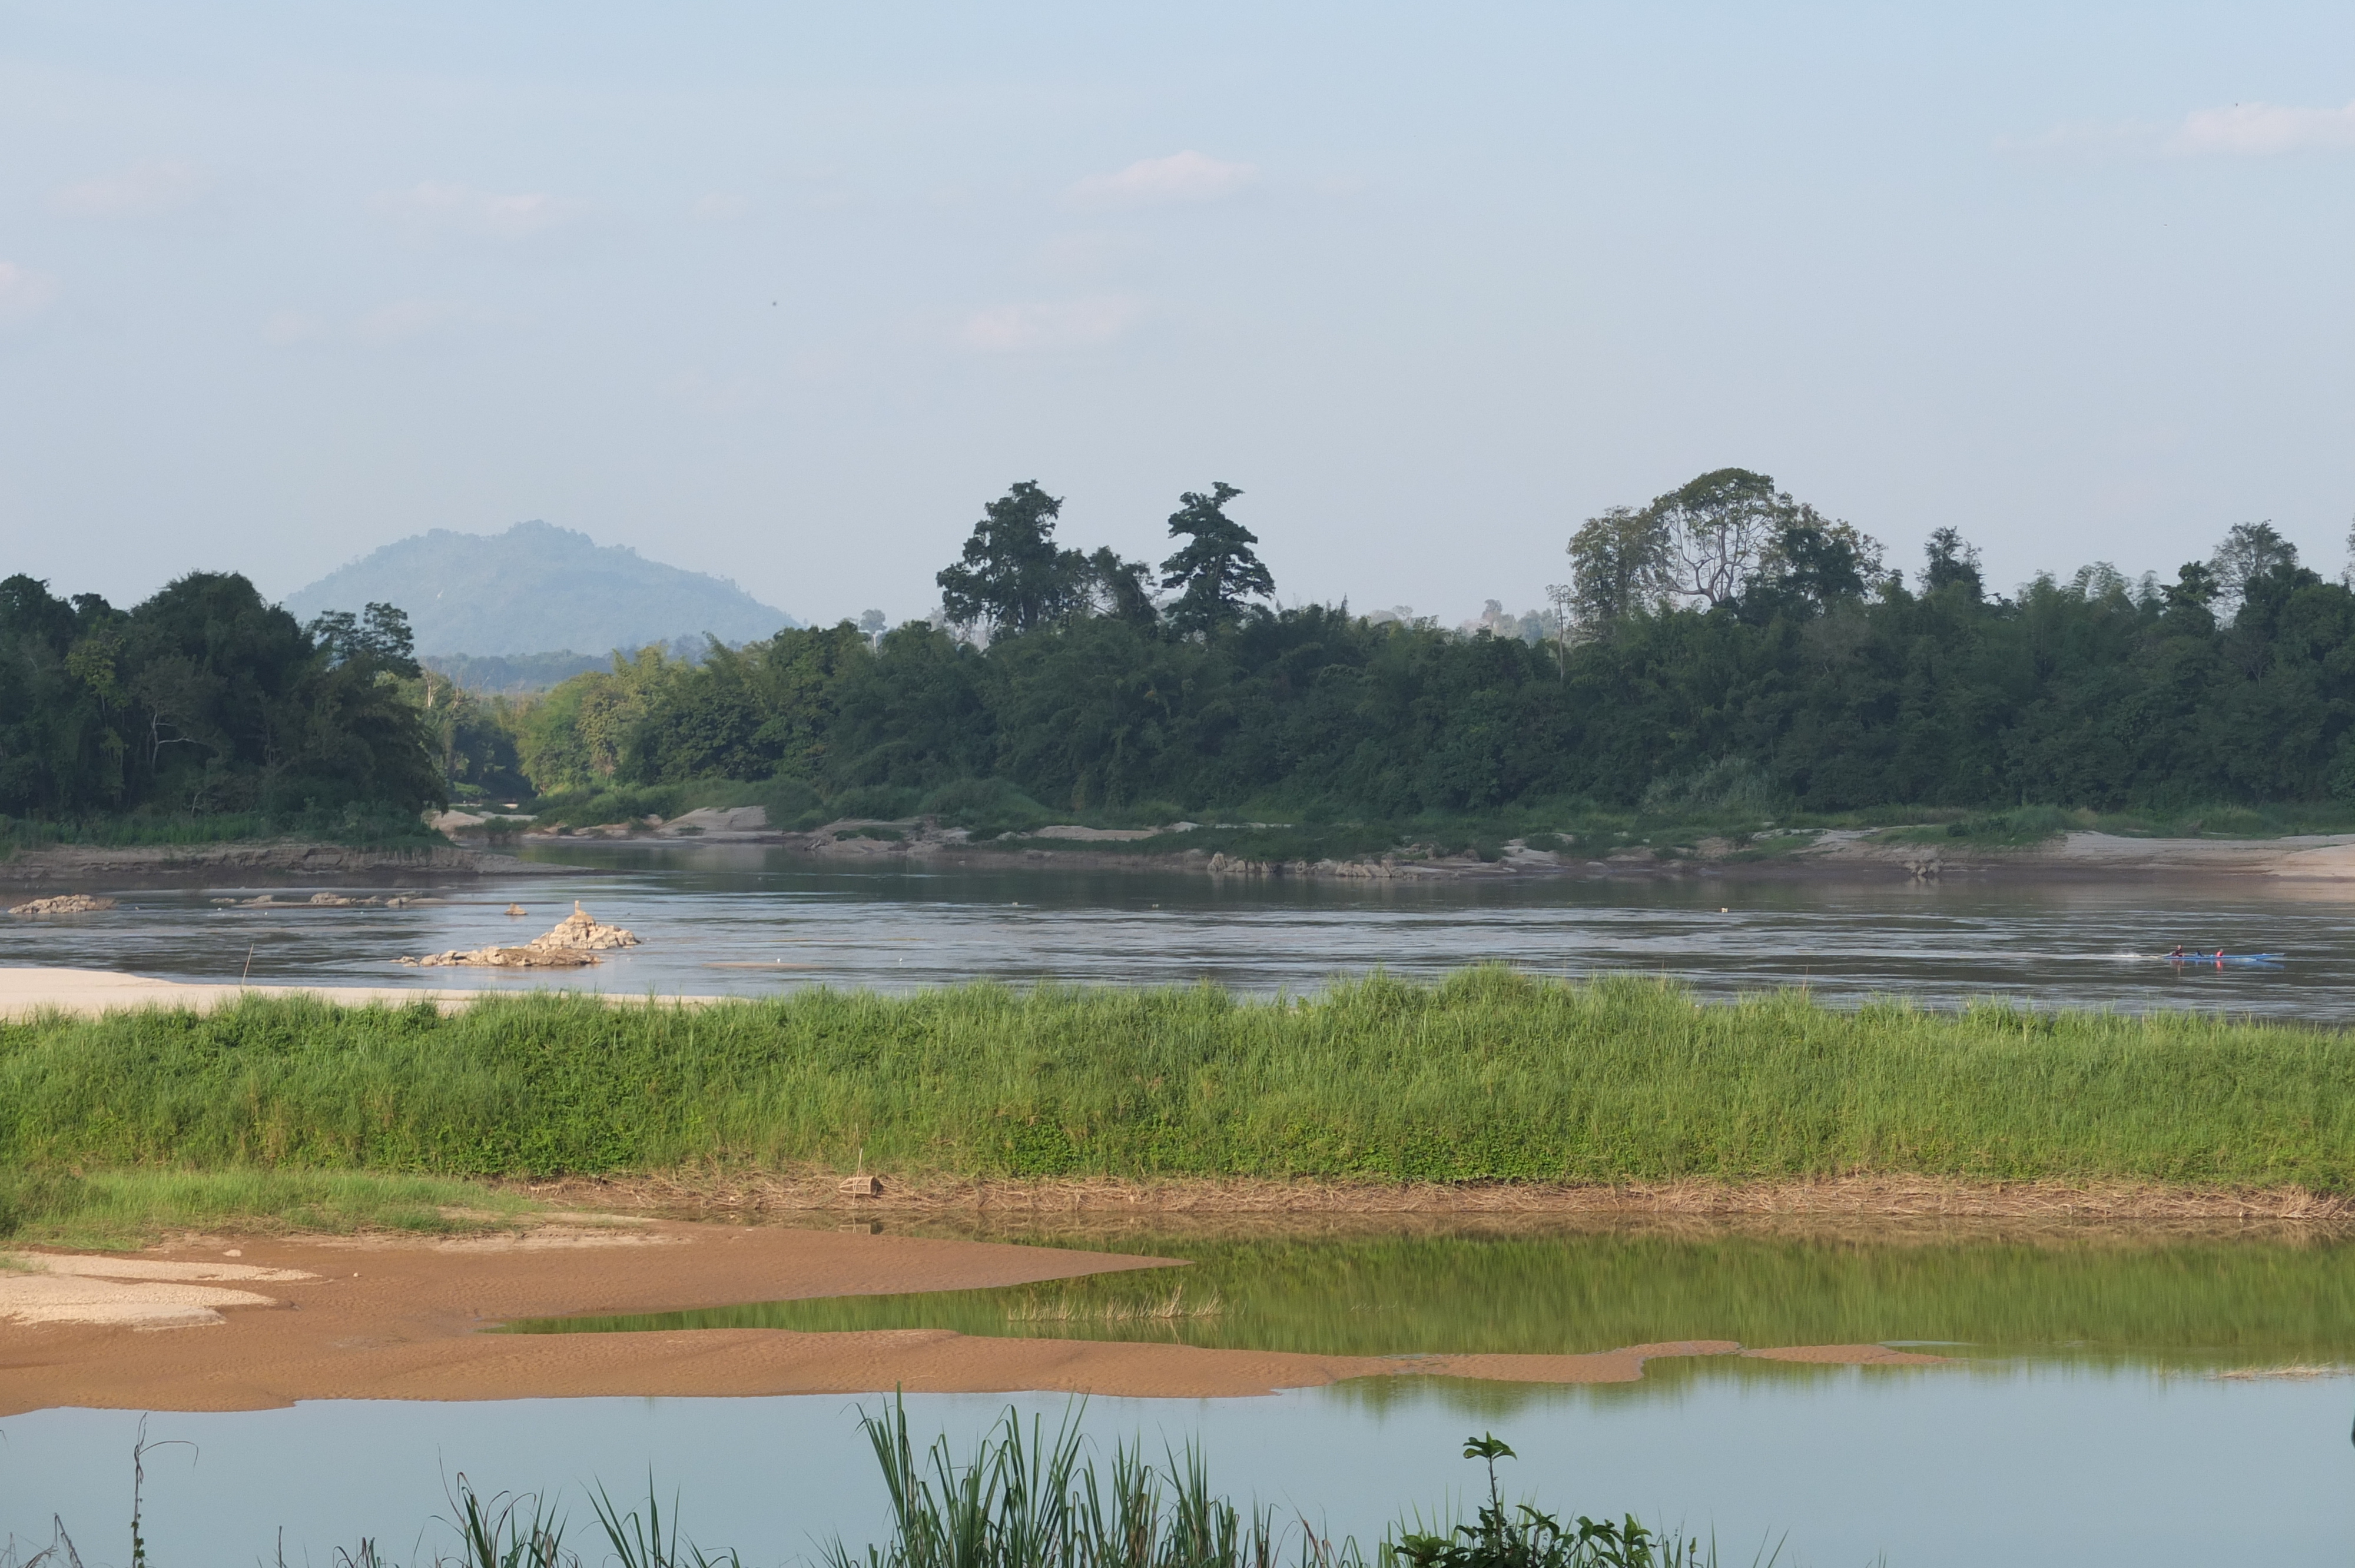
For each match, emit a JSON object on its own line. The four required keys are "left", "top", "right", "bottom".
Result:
{"left": 4, "top": 968, "right": 2353, "bottom": 1190}
{"left": 5, "top": 1402, "right": 1738, "bottom": 1568}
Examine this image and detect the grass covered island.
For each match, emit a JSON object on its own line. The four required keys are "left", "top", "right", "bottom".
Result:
{"left": 3, "top": 968, "right": 2350, "bottom": 1243}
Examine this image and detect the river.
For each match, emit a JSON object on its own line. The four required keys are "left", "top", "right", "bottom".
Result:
{"left": 4, "top": 841, "right": 2354, "bottom": 1017}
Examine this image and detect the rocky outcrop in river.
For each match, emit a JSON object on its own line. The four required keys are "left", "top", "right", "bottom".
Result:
{"left": 401, "top": 902, "right": 642, "bottom": 968}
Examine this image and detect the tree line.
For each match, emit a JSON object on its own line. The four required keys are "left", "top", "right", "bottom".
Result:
{"left": 9, "top": 470, "right": 2355, "bottom": 829}
{"left": 0, "top": 572, "right": 440, "bottom": 823}
{"left": 498, "top": 474, "right": 2355, "bottom": 818}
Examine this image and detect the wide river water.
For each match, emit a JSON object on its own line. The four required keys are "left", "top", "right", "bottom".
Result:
{"left": 8, "top": 847, "right": 2355, "bottom": 1562}
{"left": 5, "top": 841, "right": 2355, "bottom": 1016}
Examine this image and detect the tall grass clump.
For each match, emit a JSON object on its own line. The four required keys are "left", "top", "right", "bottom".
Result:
{"left": 5, "top": 970, "right": 2354, "bottom": 1189}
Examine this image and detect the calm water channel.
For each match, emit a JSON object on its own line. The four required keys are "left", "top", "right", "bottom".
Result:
{"left": 4, "top": 841, "right": 2355, "bottom": 1016}
{"left": 9, "top": 851, "right": 2355, "bottom": 1562}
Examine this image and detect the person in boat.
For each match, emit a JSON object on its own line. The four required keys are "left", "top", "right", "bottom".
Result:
{"left": 2170, "top": 945, "right": 2187, "bottom": 959}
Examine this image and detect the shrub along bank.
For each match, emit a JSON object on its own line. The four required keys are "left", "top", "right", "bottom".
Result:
{"left": 4, "top": 969, "right": 2353, "bottom": 1194}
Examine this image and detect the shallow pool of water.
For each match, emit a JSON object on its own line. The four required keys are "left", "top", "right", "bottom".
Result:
{"left": 7, "top": 843, "right": 2355, "bottom": 1017}
{"left": 506, "top": 1220, "right": 2355, "bottom": 1373}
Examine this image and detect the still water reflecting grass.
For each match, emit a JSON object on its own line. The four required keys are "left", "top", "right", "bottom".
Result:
{"left": 510, "top": 1222, "right": 2355, "bottom": 1373}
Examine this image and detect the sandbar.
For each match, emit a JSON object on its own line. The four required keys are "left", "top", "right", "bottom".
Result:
{"left": 0, "top": 1222, "right": 1940, "bottom": 1416}
{"left": 0, "top": 966, "right": 718, "bottom": 1020}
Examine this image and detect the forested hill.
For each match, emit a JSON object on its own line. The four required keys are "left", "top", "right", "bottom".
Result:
{"left": 502, "top": 476, "right": 2355, "bottom": 817}
{"left": 283, "top": 520, "right": 797, "bottom": 658}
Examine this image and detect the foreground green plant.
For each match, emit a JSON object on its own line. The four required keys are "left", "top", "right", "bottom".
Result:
{"left": 5, "top": 970, "right": 2353, "bottom": 1192}
{"left": 5, "top": 1405, "right": 1747, "bottom": 1568}
{"left": 1395, "top": 1436, "right": 1724, "bottom": 1568}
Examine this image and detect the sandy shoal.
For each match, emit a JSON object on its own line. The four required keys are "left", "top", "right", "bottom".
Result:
{"left": 0, "top": 966, "right": 721, "bottom": 1019}
{"left": 0, "top": 1222, "right": 1941, "bottom": 1416}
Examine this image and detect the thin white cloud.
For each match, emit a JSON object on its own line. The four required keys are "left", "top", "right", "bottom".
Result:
{"left": 2170, "top": 100, "right": 2355, "bottom": 155}
{"left": 353, "top": 298, "right": 466, "bottom": 345}
{"left": 1033, "top": 231, "right": 1140, "bottom": 281}
{"left": 1995, "top": 119, "right": 2159, "bottom": 158}
{"left": 1070, "top": 151, "right": 1255, "bottom": 208}
{"left": 958, "top": 295, "right": 1142, "bottom": 353}
{"left": 0, "top": 263, "right": 60, "bottom": 328}
{"left": 261, "top": 309, "right": 328, "bottom": 347}
{"left": 52, "top": 160, "right": 211, "bottom": 218}
{"left": 370, "top": 182, "right": 587, "bottom": 241}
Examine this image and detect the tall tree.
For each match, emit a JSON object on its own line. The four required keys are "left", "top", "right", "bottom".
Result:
{"left": 1159, "top": 483, "right": 1274, "bottom": 634}
{"left": 1650, "top": 468, "right": 1791, "bottom": 607}
{"left": 936, "top": 481, "right": 1091, "bottom": 638}
{"left": 2209, "top": 521, "right": 2298, "bottom": 620}
{"left": 1921, "top": 527, "right": 1983, "bottom": 598}
{"left": 1748, "top": 507, "right": 1885, "bottom": 617}
{"left": 1083, "top": 547, "right": 1161, "bottom": 629}
{"left": 1564, "top": 505, "right": 1672, "bottom": 636}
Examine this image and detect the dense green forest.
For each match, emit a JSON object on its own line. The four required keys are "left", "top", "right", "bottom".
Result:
{"left": 9, "top": 469, "right": 2355, "bottom": 836}
{"left": 0, "top": 572, "right": 441, "bottom": 833}
{"left": 500, "top": 473, "right": 2355, "bottom": 820}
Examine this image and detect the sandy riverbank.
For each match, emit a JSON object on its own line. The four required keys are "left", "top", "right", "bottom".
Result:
{"left": 458, "top": 809, "right": 2355, "bottom": 883}
{"left": 0, "top": 1220, "right": 1938, "bottom": 1416}
{"left": 0, "top": 966, "right": 727, "bottom": 1020}
{"left": 0, "top": 840, "right": 570, "bottom": 888}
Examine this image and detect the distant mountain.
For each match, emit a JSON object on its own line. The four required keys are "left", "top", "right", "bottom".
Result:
{"left": 419, "top": 650, "right": 616, "bottom": 693}
{"left": 283, "top": 520, "right": 798, "bottom": 658}
{"left": 420, "top": 639, "right": 727, "bottom": 693}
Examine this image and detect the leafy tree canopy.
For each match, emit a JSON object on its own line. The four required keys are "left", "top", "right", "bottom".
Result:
{"left": 1160, "top": 482, "right": 1275, "bottom": 634}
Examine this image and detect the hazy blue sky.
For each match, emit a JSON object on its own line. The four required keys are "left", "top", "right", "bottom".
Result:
{"left": 4, "top": 2, "right": 2351, "bottom": 631}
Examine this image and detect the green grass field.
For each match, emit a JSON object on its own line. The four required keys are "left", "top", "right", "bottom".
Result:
{"left": 4, "top": 970, "right": 2352, "bottom": 1203}
{"left": 0, "top": 1168, "right": 538, "bottom": 1248}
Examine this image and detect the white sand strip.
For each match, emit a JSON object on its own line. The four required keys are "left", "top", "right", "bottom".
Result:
{"left": 1, "top": 1254, "right": 316, "bottom": 1330}
{"left": 0, "top": 966, "right": 717, "bottom": 1019}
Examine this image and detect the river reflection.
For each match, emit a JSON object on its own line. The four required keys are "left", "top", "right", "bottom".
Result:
{"left": 512, "top": 1218, "right": 2355, "bottom": 1375}
{"left": 5, "top": 843, "right": 2355, "bottom": 1016}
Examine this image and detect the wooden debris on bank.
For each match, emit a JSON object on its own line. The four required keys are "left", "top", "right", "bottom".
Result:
{"left": 400, "top": 901, "right": 642, "bottom": 968}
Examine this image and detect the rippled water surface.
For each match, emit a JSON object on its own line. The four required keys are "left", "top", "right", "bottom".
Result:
{"left": 5, "top": 842, "right": 2355, "bottom": 1015}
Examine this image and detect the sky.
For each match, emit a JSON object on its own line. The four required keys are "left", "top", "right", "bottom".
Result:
{"left": 3, "top": 2, "right": 2352, "bottom": 632}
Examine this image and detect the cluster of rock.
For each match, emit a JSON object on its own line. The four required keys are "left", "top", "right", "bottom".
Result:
{"left": 210, "top": 892, "right": 438, "bottom": 909}
{"left": 400, "top": 902, "right": 642, "bottom": 969}
{"left": 6, "top": 894, "right": 118, "bottom": 916}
